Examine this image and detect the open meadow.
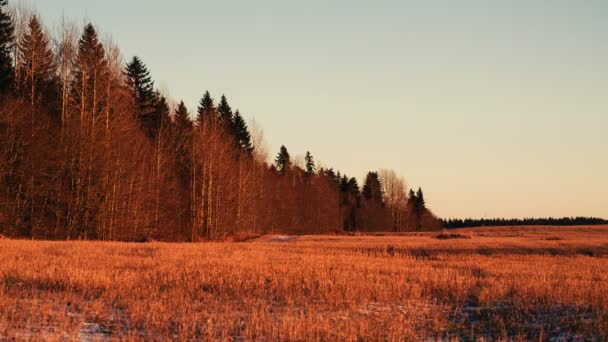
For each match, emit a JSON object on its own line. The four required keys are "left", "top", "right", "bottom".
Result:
{"left": 1, "top": 226, "right": 607, "bottom": 340}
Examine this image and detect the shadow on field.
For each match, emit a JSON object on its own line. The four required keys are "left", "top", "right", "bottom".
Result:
{"left": 328, "top": 246, "right": 608, "bottom": 259}
{"left": 445, "top": 301, "right": 603, "bottom": 341}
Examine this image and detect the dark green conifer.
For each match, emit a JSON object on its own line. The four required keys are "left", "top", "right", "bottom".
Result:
{"left": 231, "top": 110, "right": 253, "bottom": 154}
{"left": 416, "top": 187, "right": 426, "bottom": 210}
{"left": 18, "top": 16, "right": 57, "bottom": 106}
{"left": 0, "top": 0, "right": 15, "bottom": 92}
{"left": 217, "top": 94, "right": 233, "bottom": 127}
{"left": 196, "top": 90, "right": 214, "bottom": 125}
{"left": 274, "top": 145, "right": 291, "bottom": 174}
{"left": 126, "top": 56, "right": 159, "bottom": 137}
{"left": 72, "top": 24, "right": 108, "bottom": 112}
{"left": 305, "top": 151, "right": 315, "bottom": 175}
{"left": 174, "top": 100, "right": 192, "bottom": 131}
{"left": 362, "top": 171, "right": 384, "bottom": 203}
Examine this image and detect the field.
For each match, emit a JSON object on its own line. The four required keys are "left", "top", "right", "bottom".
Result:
{"left": 1, "top": 226, "right": 607, "bottom": 341}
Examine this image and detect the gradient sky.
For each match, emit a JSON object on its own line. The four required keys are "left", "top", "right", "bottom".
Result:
{"left": 32, "top": 0, "right": 608, "bottom": 219}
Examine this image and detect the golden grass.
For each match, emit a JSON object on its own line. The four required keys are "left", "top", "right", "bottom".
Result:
{"left": 1, "top": 226, "right": 607, "bottom": 340}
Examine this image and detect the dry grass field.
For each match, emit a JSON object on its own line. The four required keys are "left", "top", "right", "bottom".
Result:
{"left": 1, "top": 226, "right": 607, "bottom": 341}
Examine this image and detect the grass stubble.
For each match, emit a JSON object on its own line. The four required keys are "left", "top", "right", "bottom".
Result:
{"left": 0, "top": 226, "right": 607, "bottom": 341}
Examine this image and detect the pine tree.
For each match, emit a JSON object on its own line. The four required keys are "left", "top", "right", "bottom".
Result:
{"left": 217, "top": 94, "right": 233, "bottom": 127}
{"left": 274, "top": 145, "right": 291, "bottom": 174}
{"left": 362, "top": 171, "right": 384, "bottom": 203}
{"left": 231, "top": 110, "right": 253, "bottom": 154}
{"left": 18, "top": 16, "right": 57, "bottom": 106}
{"left": 305, "top": 151, "right": 315, "bottom": 176}
{"left": 0, "top": 0, "right": 14, "bottom": 92}
{"left": 196, "top": 90, "right": 214, "bottom": 125}
{"left": 126, "top": 56, "right": 158, "bottom": 137}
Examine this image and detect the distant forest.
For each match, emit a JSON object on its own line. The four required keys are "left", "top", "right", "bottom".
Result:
{"left": 441, "top": 217, "right": 608, "bottom": 229}
{"left": 0, "top": 1, "right": 440, "bottom": 241}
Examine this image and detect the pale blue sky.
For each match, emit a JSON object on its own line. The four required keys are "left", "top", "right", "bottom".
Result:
{"left": 31, "top": 0, "right": 608, "bottom": 218}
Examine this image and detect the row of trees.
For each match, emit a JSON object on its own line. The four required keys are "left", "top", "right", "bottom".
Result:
{"left": 442, "top": 217, "right": 608, "bottom": 229}
{"left": 0, "top": 1, "right": 440, "bottom": 241}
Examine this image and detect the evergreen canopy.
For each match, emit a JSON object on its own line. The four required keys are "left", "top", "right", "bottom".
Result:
{"left": 0, "top": 0, "right": 14, "bottom": 92}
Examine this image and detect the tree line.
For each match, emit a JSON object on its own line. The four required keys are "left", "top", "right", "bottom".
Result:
{"left": 441, "top": 217, "right": 608, "bottom": 229}
{"left": 0, "top": 2, "right": 440, "bottom": 241}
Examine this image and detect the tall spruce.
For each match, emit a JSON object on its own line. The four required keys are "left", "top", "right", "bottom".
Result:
{"left": 362, "top": 171, "right": 384, "bottom": 203}
{"left": 305, "top": 151, "right": 315, "bottom": 176}
{"left": 232, "top": 110, "right": 253, "bottom": 154}
{"left": 174, "top": 100, "right": 192, "bottom": 131}
{"left": 0, "top": 0, "right": 14, "bottom": 92}
{"left": 18, "top": 16, "right": 57, "bottom": 106}
{"left": 72, "top": 23, "right": 108, "bottom": 116}
{"left": 196, "top": 90, "right": 214, "bottom": 125}
{"left": 408, "top": 189, "right": 416, "bottom": 203}
{"left": 217, "top": 94, "right": 233, "bottom": 127}
{"left": 154, "top": 92, "right": 172, "bottom": 129}
{"left": 415, "top": 187, "right": 426, "bottom": 213}
{"left": 274, "top": 145, "right": 291, "bottom": 174}
{"left": 126, "top": 56, "right": 158, "bottom": 138}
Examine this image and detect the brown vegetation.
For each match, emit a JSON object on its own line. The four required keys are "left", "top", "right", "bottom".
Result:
{"left": 1, "top": 225, "right": 607, "bottom": 340}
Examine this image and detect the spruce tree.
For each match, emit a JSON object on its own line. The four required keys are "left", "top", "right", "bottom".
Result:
{"left": 0, "top": 0, "right": 14, "bottom": 92}
{"left": 274, "top": 145, "right": 291, "bottom": 174}
{"left": 362, "top": 171, "right": 384, "bottom": 203}
{"left": 154, "top": 92, "right": 172, "bottom": 129}
{"left": 340, "top": 175, "right": 349, "bottom": 191}
{"left": 416, "top": 187, "right": 425, "bottom": 209}
{"left": 72, "top": 24, "right": 108, "bottom": 114}
{"left": 414, "top": 187, "right": 426, "bottom": 216}
{"left": 231, "top": 110, "right": 253, "bottom": 154}
{"left": 408, "top": 189, "right": 416, "bottom": 203}
{"left": 174, "top": 100, "right": 192, "bottom": 131}
{"left": 347, "top": 177, "right": 360, "bottom": 198}
{"left": 217, "top": 94, "right": 233, "bottom": 127}
{"left": 305, "top": 151, "right": 315, "bottom": 175}
{"left": 126, "top": 56, "right": 158, "bottom": 137}
{"left": 18, "top": 16, "right": 57, "bottom": 106}
{"left": 196, "top": 90, "right": 214, "bottom": 125}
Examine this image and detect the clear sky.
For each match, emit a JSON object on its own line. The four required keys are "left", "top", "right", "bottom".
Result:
{"left": 32, "top": 0, "right": 608, "bottom": 219}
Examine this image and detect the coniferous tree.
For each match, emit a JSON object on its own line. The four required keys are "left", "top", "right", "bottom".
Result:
{"left": 408, "top": 189, "right": 416, "bottom": 203}
{"left": 231, "top": 110, "right": 253, "bottom": 154}
{"left": 340, "top": 176, "right": 360, "bottom": 231}
{"left": 174, "top": 100, "right": 192, "bottom": 131}
{"left": 125, "top": 56, "right": 158, "bottom": 137}
{"left": 416, "top": 187, "right": 426, "bottom": 213}
{"left": 274, "top": 145, "right": 291, "bottom": 174}
{"left": 171, "top": 100, "right": 193, "bottom": 234}
{"left": 18, "top": 16, "right": 57, "bottom": 107}
{"left": 196, "top": 90, "right": 214, "bottom": 126}
{"left": 305, "top": 151, "right": 315, "bottom": 176}
{"left": 362, "top": 171, "right": 384, "bottom": 203}
{"left": 0, "top": 0, "right": 14, "bottom": 92}
{"left": 217, "top": 94, "right": 233, "bottom": 127}
{"left": 71, "top": 23, "right": 108, "bottom": 116}
{"left": 154, "top": 92, "right": 171, "bottom": 128}
{"left": 61, "top": 23, "right": 110, "bottom": 239}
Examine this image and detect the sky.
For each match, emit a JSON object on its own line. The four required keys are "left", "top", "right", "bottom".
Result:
{"left": 31, "top": 0, "right": 608, "bottom": 219}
